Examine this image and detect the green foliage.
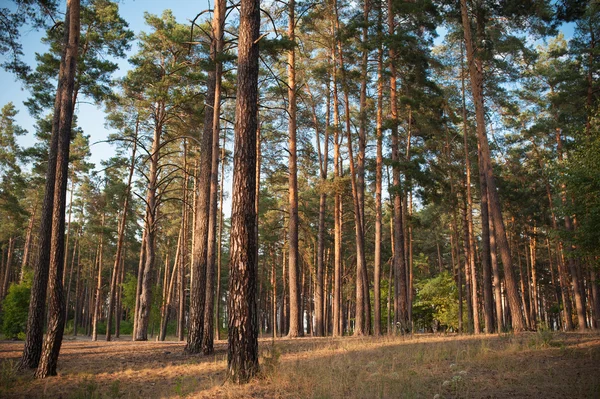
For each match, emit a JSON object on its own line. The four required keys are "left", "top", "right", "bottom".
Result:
{"left": 1, "top": 275, "right": 31, "bottom": 339}
{"left": 563, "top": 114, "right": 600, "bottom": 255}
{"left": 121, "top": 273, "right": 137, "bottom": 320}
{"left": 24, "top": 0, "right": 134, "bottom": 115}
{"left": 413, "top": 272, "right": 463, "bottom": 331}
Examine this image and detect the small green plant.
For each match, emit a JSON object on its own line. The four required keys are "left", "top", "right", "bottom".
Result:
{"left": 529, "top": 324, "right": 555, "bottom": 349}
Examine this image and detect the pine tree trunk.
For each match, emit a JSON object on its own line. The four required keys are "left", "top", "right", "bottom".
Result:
{"left": 306, "top": 82, "right": 328, "bottom": 337}
{"left": 202, "top": 0, "right": 226, "bottom": 353}
{"left": 334, "top": 0, "right": 367, "bottom": 335}
{"left": 459, "top": 0, "right": 525, "bottom": 331}
{"left": 135, "top": 110, "right": 162, "bottom": 341}
{"left": 132, "top": 227, "right": 147, "bottom": 338}
{"left": 331, "top": 30, "right": 343, "bottom": 338}
{"left": 215, "top": 135, "right": 226, "bottom": 341}
{"left": 18, "top": 0, "right": 71, "bottom": 369}
{"left": 187, "top": 14, "right": 219, "bottom": 350}
{"left": 178, "top": 142, "right": 189, "bottom": 342}
{"left": 73, "top": 243, "right": 81, "bottom": 336}
{"left": 489, "top": 209, "right": 504, "bottom": 332}
{"left": 64, "top": 232, "right": 78, "bottom": 329}
{"left": 107, "top": 122, "right": 137, "bottom": 341}
{"left": 374, "top": 17, "right": 384, "bottom": 335}
{"left": 388, "top": 0, "right": 408, "bottom": 332}
{"left": 286, "top": 0, "right": 302, "bottom": 339}
{"left": 227, "top": 0, "right": 260, "bottom": 381}
{"left": 92, "top": 213, "right": 105, "bottom": 342}
{"left": 35, "top": 0, "right": 80, "bottom": 377}
{"left": 20, "top": 204, "right": 36, "bottom": 282}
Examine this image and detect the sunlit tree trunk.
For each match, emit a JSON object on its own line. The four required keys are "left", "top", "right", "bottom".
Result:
{"left": 460, "top": 0, "right": 525, "bottom": 331}
{"left": 91, "top": 213, "right": 105, "bottom": 341}
{"left": 227, "top": 0, "right": 260, "bottom": 381}
{"left": 388, "top": 0, "right": 408, "bottom": 331}
{"left": 202, "top": 0, "right": 226, "bottom": 353}
{"left": 34, "top": 0, "right": 80, "bottom": 377}
{"left": 135, "top": 108, "right": 162, "bottom": 341}
{"left": 107, "top": 123, "right": 137, "bottom": 341}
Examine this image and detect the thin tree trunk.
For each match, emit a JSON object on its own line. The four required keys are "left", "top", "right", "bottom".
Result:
{"left": 92, "top": 213, "right": 105, "bottom": 341}
{"left": 306, "top": 82, "right": 328, "bottom": 337}
{"left": 331, "top": 29, "right": 343, "bottom": 338}
{"left": 159, "top": 238, "right": 180, "bottom": 341}
{"left": 20, "top": 204, "right": 37, "bottom": 282}
{"left": 489, "top": 208, "right": 503, "bottom": 332}
{"left": 62, "top": 172, "right": 75, "bottom": 285}
{"left": 388, "top": 0, "right": 408, "bottom": 331}
{"left": 178, "top": 141, "right": 189, "bottom": 342}
{"left": 107, "top": 123, "right": 137, "bottom": 341}
{"left": 64, "top": 231, "right": 79, "bottom": 329}
{"left": 374, "top": 5, "right": 384, "bottom": 335}
{"left": 215, "top": 134, "right": 226, "bottom": 341}
{"left": 460, "top": 0, "right": 525, "bottom": 331}
{"left": 334, "top": 0, "right": 367, "bottom": 335}
{"left": 202, "top": 0, "right": 226, "bottom": 353}
{"left": 132, "top": 227, "right": 147, "bottom": 338}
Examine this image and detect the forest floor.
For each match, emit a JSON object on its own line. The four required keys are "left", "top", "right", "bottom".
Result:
{"left": 1, "top": 331, "right": 599, "bottom": 398}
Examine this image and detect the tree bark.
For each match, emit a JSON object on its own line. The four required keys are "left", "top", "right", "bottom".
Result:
{"left": 227, "top": 0, "right": 260, "bottom": 382}
{"left": 459, "top": 0, "right": 525, "bottom": 331}
{"left": 107, "top": 121, "right": 137, "bottom": 341}
{"left": 286, "top": 0, "right": 302, "bottom": 339}
{"left": 202, "top": 0, "right": 226, "bottom": 354}
{"left": 388, "top": 0, "right": 409, "bottom": 331}
{"left": 92, "top": 213, "right": 105, "bottom": 341}
{"left": 134, "top": 107, "right": 162, "bottom": 341}
{"left": 374, "top": 9, "right": 384, "bottom": 335}
{"left": 35, "top": 0, "right": 80, "bottom": 377}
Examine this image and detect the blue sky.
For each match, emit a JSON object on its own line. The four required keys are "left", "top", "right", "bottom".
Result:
{"left": 0, "top": 0, "right": 209, "bottom": 169}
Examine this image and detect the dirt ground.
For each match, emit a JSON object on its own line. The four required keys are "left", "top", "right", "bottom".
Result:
{"left": 1, "top": 332, "right": 599, "bottom": 398}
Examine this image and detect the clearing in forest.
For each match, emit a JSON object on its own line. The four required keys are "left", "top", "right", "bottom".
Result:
{"left": 1, "top": 332, "right": 599, "bottom": 398}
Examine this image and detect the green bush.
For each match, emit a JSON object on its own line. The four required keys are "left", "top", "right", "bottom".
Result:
{"left": 413, "top": 271, "right": 465, "bottom": 332}
{"left": 1, "top": 277, "right": 31, "bottom": 339}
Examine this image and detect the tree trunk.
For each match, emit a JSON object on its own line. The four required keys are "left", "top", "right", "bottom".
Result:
{"left": 107, "top": 123, "right": 137, "bottom": 341}
{"left": 35, "top": 0, "right": 80, "bottom": 377}
{"left": 374, "top": 11, "right": 384, "bottom": 335}
{"left": 227, "top": 0, "right": 260, "bottom": 382}
{"left": 135, "top": 108, "right": 162, "bottom": 341}
{"left": 286, "top": 0, "right": 302, "bottom": 339}
{"left": 306, "top": 82, "right": 328, "bottom": 337}
{"left": 92, "top": 213, "right": 105, "bottom": 341}
{"left": 20, "top": 204, "right": 37, "bottom": 282}
{"left": 489, "top": 208, "right": 504, "bottom": 332}
{"left": 215, "top": 134, "right": 226, "bottom": 341}
{"left": 459, "top": 0, "right": 525, "bottom": 331}
{"left": 388, "top": 0, "right": 408, "bottom": 332}
{"left": 202, "top": 0, "right": 226, "bottom": 354}
{"left": 18, "top": 0, "right": 71, "bottom": 369}
{"left": 132, "top": 227, "right": 147, "bottom": 338}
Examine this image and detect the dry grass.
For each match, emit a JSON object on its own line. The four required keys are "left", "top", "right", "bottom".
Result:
{"left": 1, "top": 331, "right": 599, "bottom": 398}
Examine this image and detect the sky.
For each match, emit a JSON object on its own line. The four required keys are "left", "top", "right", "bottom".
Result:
{"left": 0, "top": 0, "right": 210, "bottom": 169}
{"left": 0, "top": 1, "right": 577, "bottom": 218}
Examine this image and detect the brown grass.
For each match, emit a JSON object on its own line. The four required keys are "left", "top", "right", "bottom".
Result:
{"left": 1, "top": 331, "right": 599, "bottom": 398}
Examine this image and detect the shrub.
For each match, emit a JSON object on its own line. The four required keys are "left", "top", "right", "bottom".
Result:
{"left": 1, "top": 276, "right": 31, "bottom": 339}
